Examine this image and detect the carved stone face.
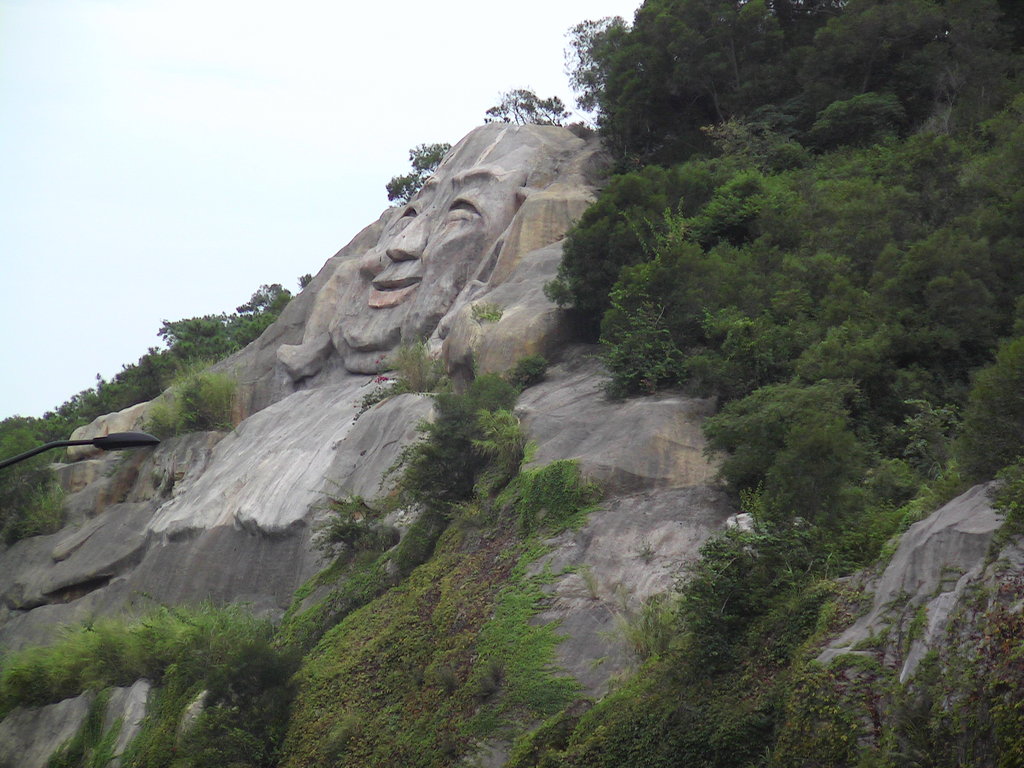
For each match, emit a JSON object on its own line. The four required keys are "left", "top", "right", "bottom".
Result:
{"left": 336, "top": 159, "right": 526, "bottom": 370}
{"left": 275, "top": 124, "right": 595, "bottom": 383}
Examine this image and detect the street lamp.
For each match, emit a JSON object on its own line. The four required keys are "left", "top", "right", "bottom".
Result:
{"left": 0, "top": 431, "right": 161, "bottom": 470}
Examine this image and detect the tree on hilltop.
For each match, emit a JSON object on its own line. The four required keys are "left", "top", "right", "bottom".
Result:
{"left": 485, "top": 88, "right": 570, "bottom": 126}
{"left": 386, "top": 142, "right": 452, "bottom": 205}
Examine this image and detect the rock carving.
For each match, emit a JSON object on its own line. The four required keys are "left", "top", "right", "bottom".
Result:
{"left": 275, "top": 124, "right": 603, "bottom": 382}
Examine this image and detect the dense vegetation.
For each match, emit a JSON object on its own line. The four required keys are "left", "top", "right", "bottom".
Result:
{"left": 530, "top": 0, "right": 1024, "bottom": 764}
{"left": 549, "top": 0, "right": 1024, "bottom": 544}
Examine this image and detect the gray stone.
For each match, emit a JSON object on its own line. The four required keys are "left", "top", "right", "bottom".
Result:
{"left": 442, "top": 242, "right": 572, "bottom": 385}
{"left": 104, "top": 680, "right": 151, "bottom": 767}
{"left": 518, "top": 348, "right": 721, "bottom": 495}
{"left": 0, "top": 502, "right": 151, "bottom": 612}
{"left": 320, "top": 391, "right": 434, "bottom": 505}
{"left": 531, "top": 485, "right": 732, "bottom": 696}
{"left": 817, "top": 482, "right": 1003, "bottom": 679}
{"left": 0, "top": 692, "right": 94, "bottom": 768}
{"left": 66, "top": 402, "right": 150, "bottom": 461}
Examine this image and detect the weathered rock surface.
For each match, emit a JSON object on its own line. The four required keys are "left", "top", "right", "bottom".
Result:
{"left": 0, "top": 692, "right": 96, "bottom": 768}
{"left": 0, "top": 123, "right": 726, "bottom": 764}
{"left": 0, "top": 680, "right": 150, "bottom": 768}
{"left": 818, "top": 482, "right": 1004, "bottom": 681}
{"left": 105, "top": 680, "right": 151, "bottom": 768}
{"left": 223, "top": 123, "right": 607, "bottom": 415}
{"left": 66, "top": 402, "right": 150, "bottom": 461}
{"left": 532, "top": 485, "right": 732, "bottom": 696}
{"left": 0, "top": 372, "right": 443, "bottom": 653}
{"left": 519, "top": 348, "right": 720, "bottom": 495}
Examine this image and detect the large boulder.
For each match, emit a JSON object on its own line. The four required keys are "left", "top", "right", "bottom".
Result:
{"left": 65, "top": 402, "right": 150, "bottom": 461}
{"left": 518, "top": 348, "right": 720, "bottom": 495}
{"left": 818, "top": 482, "right": 1004, "bottom": 682}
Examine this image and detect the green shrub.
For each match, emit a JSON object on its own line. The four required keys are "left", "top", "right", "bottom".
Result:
{"left": 613, "top": 594, "right": 678, "bottom": 661}
{"left": 499, "top": 460, "right": 601, "bottom": 535}
{"left": 472, "top": 408, "right": 528, "bottom": 495}
{"left": 390, "top": 341, "right": 447, "bottom": 394}
{"left": 175, "top": 638, "right": 300, "bottom": 768}
{"left": 808, "top": 92, "right": 907, "bottom": 149}
{"left": 144, "top": 368, "right": 237, "bottom": 438}
{"left": 0, "top": 603, "right": 272, "bottom": 716}
{"left": 601, "top": 283, "right": 685, "bottom": 398}
{"left": 0, "top": 418, "right": 66, "bottom": 544}
{"left": 398, "top": 374, "right": 518, "bottom": 511}
{"left": 992, "top": 459, "right": 1024, "bottom": 541}
{"left": 506, "top": 355, "right": 548, "bottom": 390}
{"left": 472, "top": 302, "right": 504, "bottom": 323}
{"left": 315, "top": 499, "right": 399, "bottom": 560}
{"left": 142, "top": 399, "right": 176, "bottom": 440}
{"left": 545, "top": 163, "right": 717, "bottom": 336}
{"left": 704, "top": 380, "right": 868, "bottom": 527}
{"left": 2, "top": 475, "right": 64, "bottom": 545}
{"left": 2, "top": 603, "right": 298, "bottom": 768}
{"left": 177, "top": 369, "right": 236, "bottom": 431}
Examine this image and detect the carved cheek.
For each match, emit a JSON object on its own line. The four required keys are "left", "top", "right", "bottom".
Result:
{"left": 421, "top": 226, "right": 488, "bottom": 271}
{"left": 358, "top": 249, "right": 388, "bottom": 279}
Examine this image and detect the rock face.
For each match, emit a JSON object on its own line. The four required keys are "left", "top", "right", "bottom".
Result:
{"left": 0, "top": 123, "right": 739, "bottom": 764}
{"left": 221, "top": 123, "right": 607, "bottom": 418}
{"left": 532, "top": 485, "right": 732, "bottom": 697}
{"left": 3, "top": 122, "right": 1018, "bottom": 767}
{"left": 1, "top": 124, "right": 715, "bottom": 764}
{"left": 519, "top": 348, "right": 719, "bottom": 495}
{"left": 818, "top": 483, "right": 1005, "bottom": 681}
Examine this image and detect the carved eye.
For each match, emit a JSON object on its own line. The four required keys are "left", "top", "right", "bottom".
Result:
{"left": 446, "top": 199, "right": 481, "bottom": 223}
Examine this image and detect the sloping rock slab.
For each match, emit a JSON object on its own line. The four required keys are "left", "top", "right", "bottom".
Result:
{"left": 0, "top": 503, "right": 152, "bottom": 612}
{"left": 518, "top": 349, "right": 719, "bottom": 495}
{"left": 321, "top": 392, "right": 434, "bottom": 505}
{"left": 0, "top": 692, "right": 95, "bottom": 768}
{"left": 818, "top": 482, "right": 1003, "bottom": 678}
{"left": 147, "top": 376, "right": 368, "bottom": 535}
{"left": 530, "top": 485, "right": 732, "bottom": 696}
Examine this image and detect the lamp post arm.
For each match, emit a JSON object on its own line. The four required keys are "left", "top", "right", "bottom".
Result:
{"left": 0, "top": 432, "right": 160, "bottom": 470}
{"left": 0, "top": 440, "right": 92, "bottom": 470}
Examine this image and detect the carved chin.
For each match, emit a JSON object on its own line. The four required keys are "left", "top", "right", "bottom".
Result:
{"left": 369, "top": 285, "right": 418, "bottom": 308}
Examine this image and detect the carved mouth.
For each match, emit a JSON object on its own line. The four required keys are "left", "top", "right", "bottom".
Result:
{"left": 373, "top": 274, "right": 421, "bottom": 290}
{"left": 369, "top": 280, "right": 420, "bottom": 308}
{"left": 369, "top": 259, "right": 422, "bottom": 308}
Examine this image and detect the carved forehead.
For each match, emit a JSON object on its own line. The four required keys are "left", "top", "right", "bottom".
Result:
{"left": 418, "top": 165, "right": 526, "bottom": 201}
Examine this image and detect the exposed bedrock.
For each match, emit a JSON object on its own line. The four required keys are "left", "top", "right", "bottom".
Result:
{"left": 818, "top": 482, "right": 1006, "bottom": 682}
{"left": 519, "top": 348, "right": 720, "bottom": 495}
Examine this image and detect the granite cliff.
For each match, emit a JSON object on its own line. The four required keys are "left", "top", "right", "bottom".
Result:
{"left": 0, "top": 123, "right": 1018, "bottom": 767}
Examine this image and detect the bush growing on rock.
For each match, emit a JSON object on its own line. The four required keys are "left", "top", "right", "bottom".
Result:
{"left": 398, "top": 374, "right": 519, "bottom": 512}
{"left": 506, "top": 355, "right": 548, "bottom": 390}
{"left": 145, "top": 368, "right": 237, "bottom": 438}
{"left": 0, "top": 416, "right": 65, "bottom": 544}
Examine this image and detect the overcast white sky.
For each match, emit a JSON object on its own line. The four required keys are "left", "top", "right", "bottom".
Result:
{"left": 0, "top": 0, "right": 638, "bottom": 422}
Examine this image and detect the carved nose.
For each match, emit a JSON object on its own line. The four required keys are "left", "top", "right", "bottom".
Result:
{"left": 386, "top": 219, "right": 427, "bottom": 262}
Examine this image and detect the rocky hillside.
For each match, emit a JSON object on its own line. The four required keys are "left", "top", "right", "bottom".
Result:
{"left": 0, "top": 118, "right": 1021, "bottom": 768}
{"left": 0, "top": 125, "right": 732, "bottom": 765}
